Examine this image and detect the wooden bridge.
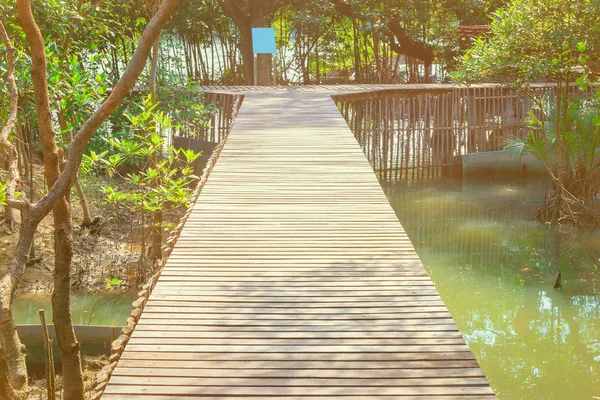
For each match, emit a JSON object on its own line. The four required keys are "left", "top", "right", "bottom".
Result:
{"left": 103, "top": 86, "right": 496, "bottom": 399}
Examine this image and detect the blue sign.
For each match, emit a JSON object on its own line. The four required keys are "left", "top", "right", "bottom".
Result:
{"left": 252, "top": 27, "right": 276, "bottom": 54}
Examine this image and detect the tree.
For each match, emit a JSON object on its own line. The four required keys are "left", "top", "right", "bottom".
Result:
{"left": 0, "top": 0, "right": 181, "bottom": 397}
{"left": 453, "top": 0, "right": 600, "bottom": 288}
{"left": 218, "top": 0, "right": 279, "bottom": 85}
{"left": 0, "top": 20, "right": 20, "bottom": 237}
{"left": 453, "top": 0, "right": 600, "bottom": 222}
{"left": 218, "top": 0, "right": 456, "bottom": 85}
{"left": 506, "top": 94, "right": 600, "bottom": 227}
{"left": 329, "top": 0, "right": 435, "bottom": 71}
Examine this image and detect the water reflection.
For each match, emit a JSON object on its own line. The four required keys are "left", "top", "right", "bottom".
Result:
{"left": 387, "top": 179, "right": 600, "bottom": 400}
{"left": 13, "top": 291, "right": 136, "bottom": 326}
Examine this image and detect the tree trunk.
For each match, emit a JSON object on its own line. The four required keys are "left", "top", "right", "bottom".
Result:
{"left": 0, "top": 345, "right": 18, "bottom": 399}
{"left": 16, "top": 2, "right": 85, "bottom": 398}
{"left": 73, "top": 177, "right": 92, "bottom": 227}
{"left": 2, "top": 209, "right": 15, "bottom": 233}
{"left": 1, "top": 2, "right": 180, "bottom": 394}
{"left": 149, "top": 36, "right": 164, "bottom": 264}
{"left": 16, "top": 125, "right": 29, "bottom": 180}
{"left": 219, "top": 0, "right": 274, "bottom": 85}
{"left": 3, "top": 164, "right": 15, "bottom": 232}
{"left": 329, "top": 0, "right": 434, "bottom": 69}
{"left": 51, "top": 198, "right": 84, "bottom": 400}
{"left": 238, "top": 23, "right": 255, "bottom": 84}
{"left": 57, "top": 113, "right": 92, "bottom": 227}
{"left": 0, "top": 20, "right": 29, "bottom": 398}
{"left": 353, "top": 21, "right": 361, "bottom": 82}
{"left": 0, "top": 213, "right": 37, "bottom": 398}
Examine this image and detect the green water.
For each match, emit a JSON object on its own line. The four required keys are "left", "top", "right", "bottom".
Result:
{"left": 13, "top": 291, "right": 136, "bottom": 326}
{"left": 387, "top": 179, "right": 600, "bottom": 400}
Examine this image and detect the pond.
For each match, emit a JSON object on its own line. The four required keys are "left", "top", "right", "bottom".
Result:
{"left": 13, "top": 291, "right": 136, "bottom": 326}
{"left": 386, "top": 179, "right": 600, "bottom": 400}
{"left": 13, "top": 291, "right": 136, "bottom": 375}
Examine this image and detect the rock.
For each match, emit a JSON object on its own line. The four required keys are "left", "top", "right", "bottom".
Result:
{"left": 131, "top": 297, "right": 145, "bottom": 309}
{"left": 94, "top": 381, "right": 107, "bottom": 392}
{"left": 121, "top": 321, "right": 136, "bottom": 336}
{"left": 110, "top": 338, "right": 124, "bottom": 353}
{"left": 95, "top": 370, "right": 109, "bottom": 384}
{"left": 130, "top": 308, "right": 141, "bottom": 319}
{"left": 89, "top": 390, "right": 103, "bottom": 400}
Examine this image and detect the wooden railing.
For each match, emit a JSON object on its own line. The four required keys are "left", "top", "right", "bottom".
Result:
{"left": 334, "top": 85, "right": 577, "bottom": 183}
{"left": 171, "top": 92, "right": 243, "bottom": 144}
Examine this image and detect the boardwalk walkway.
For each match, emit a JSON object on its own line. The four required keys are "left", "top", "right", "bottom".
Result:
{"left": 103, "top": 89, "right": 495, "bottom": 399}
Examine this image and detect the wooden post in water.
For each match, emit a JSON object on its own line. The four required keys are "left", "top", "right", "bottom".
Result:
{"left": 110, "top": 326, "right": 116, "bottom": 344}
{"left": 39, "top": 309, "right": 56, "bottom": 400}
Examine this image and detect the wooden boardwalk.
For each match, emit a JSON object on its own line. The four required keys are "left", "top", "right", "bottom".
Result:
{"left": 103, "top": 90, "right": 496, "bottom": 399}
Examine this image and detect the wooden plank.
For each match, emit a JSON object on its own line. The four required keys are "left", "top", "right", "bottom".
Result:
{"left": 129, "top": 330, "right": 462, "bottom": 339}
{"left": 136, "top": 312, "right": 454, "bottom": 321}
{"left": 105, "top": 90, "right": 494, "bottom": 398}
{"left": 142, "top": 299, "right": 446, "bottom": 308}
{"left": 154, "top": 278, "right": 435, "bottom": 285}
{"left": 115, "top": 359, "right": 481, "bottom": 369}
{"left": 107, "top": 376, "right": 491, "bottom": 387}
{"left": 118, "top": 351, "right": 476, "bottom": 361}
{"left": 103, "top": 385, "right": 495, "bottom": 396}
{"left": 142, "top": 295, "right": 444, "bottom": 303}
{"left": 126, "top": 338, "right": 467, "bottom": 346}
{"left": 137, "top": 306, "right": 449, "bottom": 315}
{"left": 134, "top": 319, "right": 458, "bottom": 327}
{"left": 145, "top": 290, "right": 443, "bottom": 297}
{"left": 152, "top": 280, "right": 436, "bottom": 287}
{"left": 112, "top": 367, "right": 486, "bottom": 378}
{"left": 103, "top": 396, "right": 495, "bottom": 400}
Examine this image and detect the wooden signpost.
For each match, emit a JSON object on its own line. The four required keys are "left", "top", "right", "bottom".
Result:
{"left": 251, "top": 27, "right": 276, "bottom": 86}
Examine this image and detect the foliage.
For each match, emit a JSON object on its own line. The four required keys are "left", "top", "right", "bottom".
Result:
{"left": 506, "top": 92, "right": 600, "bottom": 224}
{"left": 84, "top": 76, "right": 216, "bottom": 157}
{"left": 156, "top": 74, "right": 216, "bottom": 132}
{"left": 94, "top": 96, "right": 201, "bottom": 214}
{"left": 271, "top": 0, "right": 474, "bottom": 83}
{"left": 0, "top": 182, "right": 8, "bottom": 206}
{"left": 453, "top": 0, "right": 600, "bottom": 86}
{"left": 2, "top": 0, "right": 508, "bottom": 90}
{"left": 105, "top": 275, "right": 122, "bottom": 290}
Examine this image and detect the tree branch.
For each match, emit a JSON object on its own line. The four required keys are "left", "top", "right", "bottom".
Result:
{"left": 61, "top": 0, "right": 85, "bottom": 55}
{"left": 0, "top": 21, "right": 28, "bottom": 211}
{"left": 328, "top": 0, "right": 435, "bottom": 66}
{"left": 17, "top": 0, "right": 61, "bottom": 190}
{"left": 388, "top": 18, "right": 434, "bottom": 67}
